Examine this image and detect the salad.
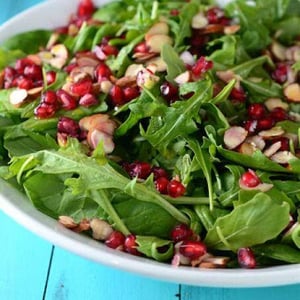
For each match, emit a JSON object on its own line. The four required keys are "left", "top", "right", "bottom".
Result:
{"left": 0, "top": 0, "right": 300, "bottom": 269}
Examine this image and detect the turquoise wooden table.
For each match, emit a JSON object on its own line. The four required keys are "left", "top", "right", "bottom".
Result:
{"left": 1, "top": 1, "right": 300, "bottom": 299}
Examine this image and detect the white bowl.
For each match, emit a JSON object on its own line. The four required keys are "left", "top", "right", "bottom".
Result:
{"left": 1, "top": 0, "right": 300, "bottom": 288}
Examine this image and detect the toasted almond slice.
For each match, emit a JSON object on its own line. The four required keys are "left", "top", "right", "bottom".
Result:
{"left": 197, "top": 24, "right": 224, "bottom": 35}
{"left": 58, "top": 216, "right": 77, "bottom": 229}
{"left": 245, "top": 135, "right": 266, "bottom": 150}
{"left": 125, "top": 64, "right": 144, "bottom": 77}
{"left": 100, "top": 80, "right": 113, "bottom": 94}
{"left": 115, "top": 76, "right": 137, "bottom": 87}
{"left": 146, "top": 56, "right": 167, "bottom": 72}
{"left": 27, "top": 54, "right": 42, "bottom": 65}
{"left": 90, "top": 218, "right": 113, "bottom": 240}
{"left": 70, "top": 65, "right": 95, "bottom": 79}
{"left": 191, "top": 12, "right": 208, "bottom": 29}
{"left": 264, "top": 98, "right": 289, "bottom": 112}
{"left": 76, "top": 56, "right": 99, "bottom": 67}
{"left": 87, "top": 129, "right": 115, "bottom": 153}
{"left": 238, "top": 142, "right": 256, "bottom": 156}
{"left": 264, "top": 141, "right": 282, "bottom": 157}
{"left": 271, "top": 151, "right": 297, "bottom": 164}
{"left": 224, "top": 126, "right": 248, "bottom": 150}
{"left": 79, "top": 114, "right": 110, "bottom": 131}
{"left": 286, "top": 45, "right": 300, "bottom": 62}
{"left": 27, "top": 86, "right": 44, "bottom": 96}
{"left": 132, "top": 52, "right": 157, "bottom": 62}
{"left": 270, "top": 40, "right": 287, "bottom": 61}
{"left": 146, "top": 34, "right": 173, "bottom": 53}
{"left": 224, "top": 24, "right": 240, "bottom": 35}
{"left": 145, "top": 22, "right": 169, "bottom": 40}
{"left": 50, "top": 44, "right": 68, "bottom": 68}
{"left": 9, "top": 89, "right": 28, "bottom": 107}
{"left": 174, "top": 71, "right": 191, "bottom": 85}
{"left": 284, "top": 83, "right": 300, "bottom": 102}
{"left": 258, "top": 126, "right": 285, "bottom": 139}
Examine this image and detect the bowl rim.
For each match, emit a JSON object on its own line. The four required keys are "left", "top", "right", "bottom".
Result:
{"left": 1, "top": 0, "right": 300, "bottom": 288}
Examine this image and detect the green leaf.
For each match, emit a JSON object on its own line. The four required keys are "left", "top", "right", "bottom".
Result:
{"left": 0, "top": 48, "right": 25, "bottom": 69}
{"left": 205, "top": 193, "right": 290, "bottom": 251}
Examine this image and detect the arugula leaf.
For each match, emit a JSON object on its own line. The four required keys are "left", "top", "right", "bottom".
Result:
{"left": 205, "top": 193, "right": 290, "bottom": 251}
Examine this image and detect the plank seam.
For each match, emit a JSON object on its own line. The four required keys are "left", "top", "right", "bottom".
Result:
{"left": 42, "top": 245, "right": 55, "bottom": 300}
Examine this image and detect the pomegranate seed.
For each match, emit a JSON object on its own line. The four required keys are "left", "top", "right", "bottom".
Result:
{"left": 155, "top": 177, "right": 169, "bottom": 194}
{"left": 230, "top": 87, "right": 247, "bottom": 102}
{"left": 170, "top": 9, "right": 180, "bottom": 16}
{"left": 46, "top": 71, "right": 57, "bottom": 85}
{"left": 128, "top": 162, "right": 152, "bottom": 179}
{"left": 4, "top": 66, "right": 16, "bottom": 82}
{"left": 79, "top": 93, "right": 98, "bottom": 107}
{"left": 257, "top": 116, "right": 275, "bottom": 130}
{"left": 55, "top": 26, "right": 69, "bottom": 35}
{"left": 57, "top": 89, "right": 78, "bottom": 110}
{"left": 123, "top": 86, "right": 140, "bottom": 102}
{"left": 57, "top": 116, "right": 81, "bottom": 138}
{"left": 151, "top": 166, "right": 169, "bottom": 180}
{"left": 237, "top": 247, "right": 256, "bottom": 269}
{"left": 101, "top": 44, "right": 119, "bottom": 57}
{"left": 109, "top": 85, "right": 124, "bottom": 106}
{"left": 34, "top": 103, "right": 56, "bottom": 119}
{"left": 191, "top": 56, "right": 213, "bottom": 77}
{"left": 160, "top": 81, "right": 179, "bottom": 103}
{"left": 270, "top": 107, "right": 288, "bottom": 122}
{"left": 133, "top": 41, "right": 150, "bottom": 54}
{"left": 124, "top": 234, "right": 141, "bottom": 256}
{"left": 206, "top": 7, "right": 230, "bottom": 25}
{"left": 24, "top": 64, "right": 43, "bottom": 81}
{"left": 243, "top": 120, "right": 257, "bottom": 134}
{"left": 70, "top": 78, "right": 93, "bottom": 97}
{"left": 273, "top": 137, "right": 290, "bottom": 151}
{"left": 15, "top": 58, "right": 35, "bottom": 74}
{"left": 179, "top": 240, "right": 207, "bottom": 260}
{"left": 272, "top": 63, "right": 288, "bottom": 84}
{"left": 77, "top": 0, "right": 95, "bottom": 19}
{"left": 41, "top": 90, "right": 58, "bottom": 106}
{"left": 14, "top": 75, "right": 34, "bottom": 90}
{"left": 170, "top": 224, "right": 193, "bottom": 243}
{"left": 64, "top": 63, "right": 78, "bottom": 74}
{"left": 240, "top": 169, "right": 261, "bottom": 188}
{"left": 105, "top": 231, "right": 126, "bottom": 249}
{"left": 167, "top": 179, "right": 186, "bottom": 198}
{"left": 95, "top": 63, "right": 112, "bottom": 82}
{"left": 247, "top": 103, "right": 266, "bottom": 120}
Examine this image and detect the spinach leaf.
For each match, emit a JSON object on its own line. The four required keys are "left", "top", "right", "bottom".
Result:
{"left": 205, "top": 193, "right": 290, "bottom": 251}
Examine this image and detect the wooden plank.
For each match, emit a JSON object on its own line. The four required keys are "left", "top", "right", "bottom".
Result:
{"left": 181, "top": 284, "right": 300, "bottom": 300}
{"left": 45, "top": 246, "right": 179, "bottom": 300}
{"left": 0, "top": 211, "right": 53, "bottom": 300}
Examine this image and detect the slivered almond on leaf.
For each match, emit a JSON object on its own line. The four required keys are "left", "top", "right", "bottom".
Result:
{"left": 224, "top": 126, "right": 248, "bottom": 150}
{"left": 9, "top": 89, "right": 28, "bottom": 107}
{"left": 284, "top": 83, "right": 300, "bottom": 102}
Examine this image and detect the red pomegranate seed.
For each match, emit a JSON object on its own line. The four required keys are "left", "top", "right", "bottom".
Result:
{"left": 128, "top": 162, "right": 152, "bottom": 179}
{"left": 41, "top": 90, "right": 58, "bottom": 106}
{"left": 155, "top": 177, "right": 169, "bottom": 194}
{"left": 77, "top": 0, "right": 95, "bottom": 19}
{"left": 151, "top": 166, "right": 169, "bottom": 180}
{"left": 70, "top": 78, "right": 93, "bottom": 97}
{"left": 170, "top": 224, "right": 193, "bottom": 243}
{"left": 46, "top": 71, "right": 57, "bottom": 85}
{"left": 179, "top": 240, "right": 207, "bottom": 260}
{"left": 105, "top": 231, "right": 126, "bottom": 249}
{"left": 170, "top": 9, "right": 180, "bottom": 16}
{"left": 55, "top": 26, "right": 69, "bottom": 35}
{"left": 237, "top": 247, "right": 256, "bottom": 269}
{"left": 270, "top": 107, "right": 288, "bottom": 122}
{"left": 272, "top": 63, "right": 288, "bottom": 84}
{"left": 257, "top": 116, "right": 275, "bottom": 130}
{"left": 123, "top": 86, "right": 140, "bottom": 102}
{"left": 160, "top": 81, "right": 179, "bottom": 103}
{"left": 247, "top": 103, "right": 266, "bottom": 120}
{"left": 124, "top": 234, "right": 141, "bottom": 256}
{"left": 4, "top": 66, "right": 16, "bottom": 82}
{"left": 206, "top": 7, "right": 230, "bottom": 25}
{"left": 191, "top": 56, "right": 213, "bottom": 77}
{"left": 79, "top": 93, "right": 98, "bottom": 107}
{"left": 95, "top": 63, "right": 112, "bottom": 82}
{"left": 109, "top": 85, "right": 124, "bottom": 106}
{"left": 57, "top": 116, "right": 81, "bottom": 138}
{"left": 15, "top": 58, "right": 35, "bottom": 74}
{"left": 273, "top": 137, "right": 290, "bottom": 151}
{"left": 240, "top": 169, "right": 261, "bottom": 188}
{"left": 133, "top": 41, "right": 150, "bottom": 54}
{"left": 57, "top": 89, "right": 78, "bottom": 110}
{"left": 230, "top": 87, "right": 247, "bottom": 102}
{"left": 14, "top": 75, "right": 34, "bottom": 90}
{"left": 34, "top": 103, "right": 56, "bottom": 119}
{"left": 24, "top": 64, "right": 43, "bottom": 81}
{"left": 167, "top": 180, "right": 186, "bottom": 198}
{"left": 64, "top": 63, "right": 78, "bottom": 74}
{"left": 101, "top": 44, "right": 119, "bottom": 57}
{"left": 243, "top": 119, "right": 258, "bottom": 134}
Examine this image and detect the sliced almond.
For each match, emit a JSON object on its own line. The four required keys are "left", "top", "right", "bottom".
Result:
{"left": 191, "top": 12, "right": 208, "bottom": 29}
{"left": 197, "top": 24, "right": 224, "bottom": 35}
{"left": 132, "top": 52, "right": 157, "bottom": 62}
{"left": 76, "top": 56, "right": 99, "bottom": 67}
{"left": 238, "top": 142, "right": 256, "bottom": 156}
{"left": 145, "top": 22, "right": 169, "bottom": 40}
{"left": 180, "top": 51, "right": 195, "bottom": 66}
{"left": 70, "top": 65, "right": 95, "bottom": 79}
{"left": 90, "top": 218, "right": 113, "bottom": 240}
{"left": 58, "top": 216, "right": 77, "bottom": 229}
{"left": 174, "top": 71, "right": 191, "bottom": 85}
{"left": 9, "top": 89, "right": 28, "bottom": 107}
{"left": 146, "top": 34, "right": 173, "bottom": 53}
{"left": 100, "top": 80, "right": 113, "bottom": 94}
{"left": 79, "top": 113, "right": 110, "bottom": 131}
{"left": 270, "top": 41, "right": 287, "bottom": 61}
{"left": 245, "top": 135, "right": 266, "bottom": 150}
{"left": 264, "top": 141, "right": 282, "bottom": 157}
{"left": 136, "top": 68, "right": 160, "bottom": 89}
{"left": 115, "top": 76, "right": 137, "bottom": 87}
{"left": 125, "top": 64, "right": 144, "bottom": 77}
{"left": 146, "top": 56, "right": 167, "bottom": 72}
{"left": 223, "top": 126, "right": 248, "bottom": 150}
{"left": 271, "top": 151, "right": 297, "bottom": 164}
{"left": 284, "top": 83, "right": 300, "bottom": 102}
{"left": 27, "top": 54, "right": 42, "bottom": 65}
{"left": 258, "top": 126, "right": 285, "bottom": 139}
{"left": 50, "top": 44, "right": 68, "bottom": 69}
{"left": 87, "top": 129, "right": 115, "bottom": 153}
{"left": 27, "top": 86, "right": 44, "bottom": 96}
{"left": 286, "top": 45, "right": 300, "bottom": 62}
{"left": 264, "top": 98, "right": 289, "bottom": 112}
{"left": 224, "top": 24, "right": 240, "bottom": 35}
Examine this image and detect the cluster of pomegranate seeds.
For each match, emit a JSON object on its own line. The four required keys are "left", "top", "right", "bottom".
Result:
{"left": 237, "top": 247, "right": 256, "bottom": 269}
{"left": 2, "top": 58, "right": 43, "bottom": 90}
{"left": 206, "top": 7, "right": 231, "bottom": 25}
{"left": 109, "top": 85, "right": 140, "bottom": 106}
{"left": 271, "top": 63, "right": 288, "bottom": 84}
